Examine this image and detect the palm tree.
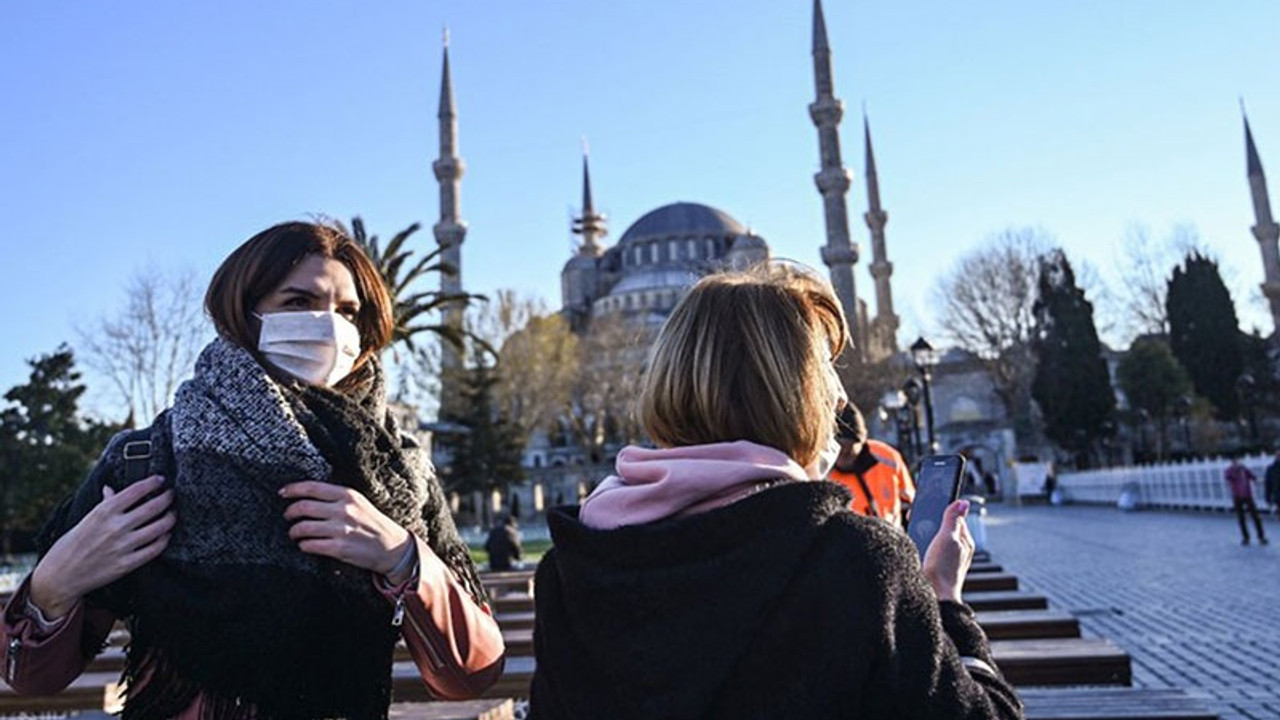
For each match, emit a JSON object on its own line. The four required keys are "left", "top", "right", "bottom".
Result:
{"left": 347, "top": 216, "right": 486, "bottom": 355}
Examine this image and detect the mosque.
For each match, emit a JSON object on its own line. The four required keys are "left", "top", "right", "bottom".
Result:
{"left": 425, "top": 0, "right": 1280, "bottom": 511}
{"left": 431, "top": 0, "right": 901, "bottom": 382}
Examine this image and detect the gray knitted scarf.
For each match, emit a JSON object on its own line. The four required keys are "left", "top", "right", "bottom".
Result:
{"left": 42, "top": 339, "right": 485, "bottom": 720}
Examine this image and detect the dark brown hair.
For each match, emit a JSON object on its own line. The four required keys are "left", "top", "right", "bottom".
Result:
{"left": 205, "top": 221, "right": 394, "bottom": 373}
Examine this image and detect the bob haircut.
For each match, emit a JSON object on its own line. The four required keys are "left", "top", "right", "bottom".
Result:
{"left": 205, "top": 221, "right": 395, "bottom": 375}
{"left": 638, "top": 261, "right": 850, "bottom": 468}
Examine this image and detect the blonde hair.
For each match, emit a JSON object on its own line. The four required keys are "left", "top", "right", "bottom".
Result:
{"left": 638, "top": 261, "right": 850, "bottom": 467}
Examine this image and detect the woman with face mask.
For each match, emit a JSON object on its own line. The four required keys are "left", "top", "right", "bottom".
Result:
{"left": 2, "top": 222, "right": 505, "bottom": 720}
{"left": 528, "top": 262, "right": 1023, "bottom": 719}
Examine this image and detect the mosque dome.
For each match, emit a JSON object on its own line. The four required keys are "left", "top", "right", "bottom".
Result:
{"left": 618, "top": 202, "right": 748, "bottom": 244}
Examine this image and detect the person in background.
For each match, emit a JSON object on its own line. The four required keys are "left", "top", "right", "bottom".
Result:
{"left": 485, "top": 513, "right": 523, "bottom": 571}
{"left": 2, "top": 221, "right": 504, "bottom": 720}
{"left": 528, "top": 262, "right": 1021, "bottom": 719}
{"left": 1265, "top": 449, "right": 1280, "bottom": 519}
{"left": 1225, "top": 455, "right": 1268, "bottom": 546}
{"left": 828, "top": 404, "right": 916, "bottom": 528}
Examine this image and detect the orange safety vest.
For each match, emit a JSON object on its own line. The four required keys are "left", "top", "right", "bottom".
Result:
{"left": 828, "top": 439, "right": 916, "bottom": 527}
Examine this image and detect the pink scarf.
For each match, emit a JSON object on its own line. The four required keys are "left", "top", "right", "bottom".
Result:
{"left": 578, "top": 441, "right": 812, "bottom": 530}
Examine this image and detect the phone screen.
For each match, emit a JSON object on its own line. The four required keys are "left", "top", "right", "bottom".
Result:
{"left": 906, "top": 454, "right": 966, "bottom": 558}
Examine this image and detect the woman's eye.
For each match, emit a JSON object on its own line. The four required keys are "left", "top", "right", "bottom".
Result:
{"left": 338, "top": 307, "right": 359, "bottom": 319}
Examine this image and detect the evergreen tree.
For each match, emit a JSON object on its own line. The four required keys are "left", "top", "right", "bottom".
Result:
{"left": 1116, "top": 337, "right": 1193, "bottom": 459}
{"left": 1166, "top": 252, "right": 1243, "bottom": 419}
{"left": 1030, "top": 249, "right": 1115, "bottom": 465}
{"left": 0, "top": 346, "right": 117, "bottom": 556}
{"left": 437, "top": 347, "right": 525, "bottom": 525}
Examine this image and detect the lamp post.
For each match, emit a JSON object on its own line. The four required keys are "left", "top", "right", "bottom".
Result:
{"left": 903, "top": 377, "right": 923, "bottom": 462}
{"left": 910, "top": 336, "right": 940, "bottom": 454}
{"left": 1236, "top": 373, "right": 1259, "bottom": 448}
{"left": 880, "top": 389, "right": 909, "bottom": 461}
{"left": 1173, "top": 395, "right": 1192, "bottom": 454}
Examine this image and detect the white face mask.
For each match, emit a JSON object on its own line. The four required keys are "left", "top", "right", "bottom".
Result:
{"left": 255, "top": 310, "right": 361, "bottom": 387}
{"left": 809, "top": 436, "right": 842, "bottom": 480}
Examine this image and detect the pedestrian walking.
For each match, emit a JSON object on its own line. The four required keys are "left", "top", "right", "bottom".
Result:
{"left": 1225, "top": 455, "right": 1268, "bottom": 546}
{"left": 1265, "top": 449, "right": 1280, "bottom": 519}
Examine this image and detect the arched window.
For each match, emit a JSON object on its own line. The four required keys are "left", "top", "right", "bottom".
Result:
{"left": 687, "top": 238, "right": 698, "bottom": 259}
{"left": 649, "top": 242, "right": 659, "bottom": 263}
{"left": 705, "top": 237, "right": 715, "bottom": 257}
{"left": 667, "top": 239, "right": 678, "bottom": 261}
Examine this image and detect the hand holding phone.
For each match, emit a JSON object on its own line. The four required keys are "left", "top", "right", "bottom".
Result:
{"left": 906, "top": 455, "right": 966, "bottom": 558}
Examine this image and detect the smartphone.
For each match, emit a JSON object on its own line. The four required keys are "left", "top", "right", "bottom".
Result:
{"left": 906, "top": 454, "right": 966, "bottom": 558}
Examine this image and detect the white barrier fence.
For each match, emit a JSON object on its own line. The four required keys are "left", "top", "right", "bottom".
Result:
{"left": 1055, "top": 455, "right": 1278, "bottom": 511}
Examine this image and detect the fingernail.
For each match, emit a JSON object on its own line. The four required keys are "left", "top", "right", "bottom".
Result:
{"left": 154, "top": 475, "right": 167, "bottom": 486}
{"left": 278, "top": 487, "right": 287, "bottom": 497}
{"left": 958, "top": 499, "right": 971, "bottom": 515}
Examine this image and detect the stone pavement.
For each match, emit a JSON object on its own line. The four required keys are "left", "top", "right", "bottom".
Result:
{"left": 983, "top": 502, "right": 1280, "bottom": 720}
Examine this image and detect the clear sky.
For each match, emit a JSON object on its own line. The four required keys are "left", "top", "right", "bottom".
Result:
{"left": 3, "top": 0, "right": 1279, "bottom": 417}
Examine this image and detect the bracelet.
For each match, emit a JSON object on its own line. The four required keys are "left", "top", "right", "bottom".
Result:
{"left": 385, "top": 540, "right": 418, "bottom": 582}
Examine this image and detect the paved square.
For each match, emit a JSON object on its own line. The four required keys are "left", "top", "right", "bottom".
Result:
{"left": 984, "top": 502, "right": 1280, "bottom": 720}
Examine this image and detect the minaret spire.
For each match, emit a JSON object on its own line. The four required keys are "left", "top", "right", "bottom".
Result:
{"left": 573, "top": 140, "right": 607, "bottom": 255}
{"left": 434, "top": 29, "right": 468, "bottom": 411}
{"left": 809, "top": 0, "right": 863, "bottom": 361}
{"left": 1243, "top": 107, "right": 1280, "bottom": 334}
{"left": 863, "top": 111, "right": 898, "bottom": 355}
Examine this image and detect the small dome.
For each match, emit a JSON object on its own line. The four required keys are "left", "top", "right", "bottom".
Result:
{"left": 730, "top": 233, "right": 768, "bottom": 252}
{"left": 618, "top": 202, "right": 748, "bottom": 244}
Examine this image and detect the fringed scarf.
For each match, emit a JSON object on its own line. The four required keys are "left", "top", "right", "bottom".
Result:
{"left": 39, "top": 339, "right": 485, "bottom": 720}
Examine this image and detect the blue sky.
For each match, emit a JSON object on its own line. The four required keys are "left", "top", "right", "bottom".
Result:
{"left": 2, "top": 0, "right": 1278, "bottom": 417}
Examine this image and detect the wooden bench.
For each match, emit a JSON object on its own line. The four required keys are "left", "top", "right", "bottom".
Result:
{"left": 389, "top": 699, "right": 515, "bottom": 720}
{"left": 990, "top": 637, "right": 1131, "bottom": 687}
{"left": 0, "top": 669, "right": 119, "bottom": 713}
{"left": 1020, "top": 687, "right": 1218, "bottom": 720}
{"left": 974, "top": 609, "right": 1080, "bottom": 640}
{"left": 962, "top": 572, "right": 1019, "bottom": 592}
{"left": 962, "top": 590, "right": 1050, "bottom": 611}
{"left": 495, "top": 610, "right": 535, "bottom": 631}
{"left": 478, "top": 571, "right": 535, "bottom": 597}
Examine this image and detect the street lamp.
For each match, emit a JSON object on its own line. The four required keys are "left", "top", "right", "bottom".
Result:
{"left": 910, "top": 336, "right": 940, "bottom": 453}
{"left": 1173, "top": 395, "right": 1192, "bottom": 453}
{"left": 881, "top": 390, "right": 912, "bottom": 465}
{"left": 1236, "top": 373, "right": 1259, "bottom": 447}
{"left": 903, "top": 377, "right": 924, "bottom": 461}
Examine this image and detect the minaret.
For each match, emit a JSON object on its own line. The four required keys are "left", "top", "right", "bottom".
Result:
{"left": 434, "top": 31, "right": 468, "bottom": 411}
{"left": 1245, "top": 109, "right": 1280, "bottom": 334}
{"left": 863, "top": 112, "right": 898, "bottom": 357}
{"left": 562, "top": 146, "right": 607, "bottom": 332}
{"left": 809, "top": 0, "right": 863, "bottom": 360}
{"left": 572, "top": 147, "right": 607, "bottom": 256}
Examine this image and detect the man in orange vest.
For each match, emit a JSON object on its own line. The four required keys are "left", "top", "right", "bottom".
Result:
{"left": 828, "top": 404, "right": 916, "bottom": 528}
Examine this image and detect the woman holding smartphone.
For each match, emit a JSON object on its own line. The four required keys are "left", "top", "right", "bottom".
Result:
{"left": 2, "top": 221, "right": 504, "bottom": 720}
{"left": 529, "top": 262, "right": 1022, "bottom": 719}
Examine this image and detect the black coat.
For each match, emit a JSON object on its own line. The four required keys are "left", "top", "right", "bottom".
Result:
{"left": 530, "top": 481, "right": 1022, "bottom": 720}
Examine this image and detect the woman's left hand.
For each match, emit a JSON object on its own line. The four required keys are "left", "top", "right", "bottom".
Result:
{"left": 280, "top": 480, "right": 413, "bottom": 576}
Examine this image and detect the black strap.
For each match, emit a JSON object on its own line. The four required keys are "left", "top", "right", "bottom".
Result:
{"left": 852, "top": 470, "right": 882, "bottom": 519}
{"left": 121, "top": 431, "right": 154, "bottom": 484}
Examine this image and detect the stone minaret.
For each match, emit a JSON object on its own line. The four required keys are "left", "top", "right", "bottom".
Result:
{"left": 809, "top": 0, "right": 863, "bottom": 360}
{"left": 562, "top": 148, "right": 607, "bottom": 332}
{"left": 1245, "top": 110, "right": 1280, "bottom": 335}
{"left": 863, "top": 112, "right": 898, "bottom": 358}
{"left": 573, "top": 148, "right": 607, "bottom": 256}
{"left": 434, "top": 32, "right": 468, "bottom": 411}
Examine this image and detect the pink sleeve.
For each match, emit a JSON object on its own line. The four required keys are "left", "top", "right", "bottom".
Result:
{"left": 0, "top": 574, "right": 117, "bottom": 695}
{"left": 374, "top": 536, "right": 505, "bottom": 700}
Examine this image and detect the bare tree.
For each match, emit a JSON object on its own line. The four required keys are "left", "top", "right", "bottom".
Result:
{"left": 77, "top": 267, "right": 211, "bottom": 423}
{"left": 1111, "top": 224, "right": 1202, "bottom": 343}
{"left": 564, "top": 312, "right": 648, "bottom": 458}
{"left": 464, "top": 290, "right": 580, "bottom": 438}
{"left": 931, "top": 228, "right": 1051, "bottom": 446}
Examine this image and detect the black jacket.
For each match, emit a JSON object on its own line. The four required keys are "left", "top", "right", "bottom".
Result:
{"left": 530, "top": 481, "right": 1022, "bottom": 719}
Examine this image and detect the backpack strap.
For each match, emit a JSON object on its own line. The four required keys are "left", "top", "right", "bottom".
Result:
{"left": 852, "top": 470, "right": 882, "bottom": 519}
{"left": 121, "top": 430, "right": 154, "bottom": 484}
